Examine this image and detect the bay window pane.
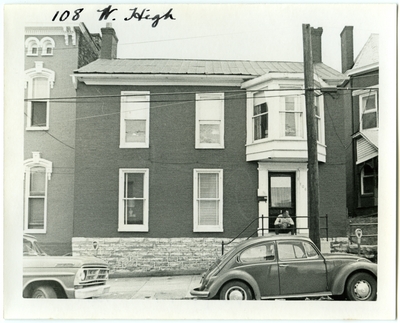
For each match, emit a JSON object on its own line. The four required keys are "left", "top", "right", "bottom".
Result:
{"left": 253, "top": 102, "right": 268, "bottom": 140}
{"left": 125, "top": 120, "right": 146, "bottom": 143}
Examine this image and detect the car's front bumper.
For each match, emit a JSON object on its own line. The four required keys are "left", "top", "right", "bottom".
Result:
{"left": 74, "top": 284, "right": 111, "bottom": 299}
{"left": 190, "top": 287, "right": 210, "bottom": 298}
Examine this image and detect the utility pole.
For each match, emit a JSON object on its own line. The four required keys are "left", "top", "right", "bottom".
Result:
{"left": 302, "top": 24, "right": 321, "bottom": 249}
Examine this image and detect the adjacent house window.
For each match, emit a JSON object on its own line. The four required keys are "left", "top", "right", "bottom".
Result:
{"left": 361, "top": 164, "right": 377, "bottom": 195}
{"left": 196, "top": 93, "right": 224, "bottom": 149}
{"left": 25, "top": 62, "right": 54, "bottom": 130}
{"left": 25, "top": 37, "right": 39, "bottom": 56}
{"left": 314, "top": 96, "right": 321, "bottom": 142}
{"left": 41, "top": 37, "right": 55, "bottom": 56}
{"left": 360, "top": 92, "right": 378, "bottom": 130}
{"left": 29, "top": 77, "right": 49, "bottom": 128}
{"left": 253, "top": 92, "right": 268, "bottom": 141}
{"left": 120, "top": 91, "right": 150, "bottom": 148}
{"left": 280, "top": 96, "right": 303, "bottom": 137}
{"left": 118, "top": 169, "right": 149, "bottom": 232}
{"left": 24, "top": 152, "right": 52, "bottom": 233}
{"left": 193, "top": 169, "right": 223, "bottom": 232}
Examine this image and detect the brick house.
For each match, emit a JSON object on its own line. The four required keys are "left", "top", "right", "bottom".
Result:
{"left": 71, "top": 25, "right": 348, "bottom": 274}
{"left": 23, "top": 23, "right": 100, "bottom": 255}
{"left": 340, "top": 27, "right": 379, "bottom": 218}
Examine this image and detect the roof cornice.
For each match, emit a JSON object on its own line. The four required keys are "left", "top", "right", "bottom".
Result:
{"left": 345, "top": 62, "right": 379, "bottom": 77}
{"left": 72, "top": 73, "right": 252, "bottom": 88}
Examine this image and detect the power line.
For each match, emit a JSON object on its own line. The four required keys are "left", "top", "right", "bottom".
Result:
{"left": 24, "top": 86, "right": 379, "bottom": 103}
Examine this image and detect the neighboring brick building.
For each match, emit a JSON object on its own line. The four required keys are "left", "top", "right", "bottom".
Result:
{"left": 340, "top": 27, "right": 379, "bottom": 218}
{"left": 71, "top": 25, "right": 348, "bottom": 274}
{"left": 23, "top": 23, "right": 100, "bottom": 255}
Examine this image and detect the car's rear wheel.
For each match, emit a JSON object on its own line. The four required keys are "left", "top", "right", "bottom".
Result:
{"left": 32, "top": 286, "right": 57, "bottom": 298}
{"left": 220, "top": 281, "right": 252, "bottom": 300}
{"left": 345, "top": 272, "right": 377, "bottom": 301}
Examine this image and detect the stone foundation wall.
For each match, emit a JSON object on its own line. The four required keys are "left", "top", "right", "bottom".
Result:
{"left": 72, "top": 236, "right": 377, "bottom": 276}
{"left": 72, "top": 237, "right": 245, "bottom": 276}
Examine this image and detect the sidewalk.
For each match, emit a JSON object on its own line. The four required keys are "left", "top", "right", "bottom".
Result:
{"left": 99, "top": 275, "right": 202, "bottom": 299}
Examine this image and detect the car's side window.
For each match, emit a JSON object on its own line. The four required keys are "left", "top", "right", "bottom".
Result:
{"left": 303, "top": 241, "right": 319, "bottom": 258}
{"left": 277, "top": 242, "right": 306, "bottom": 260}
{"left": 240, "top": 242, "right": 275, "bottom": 263}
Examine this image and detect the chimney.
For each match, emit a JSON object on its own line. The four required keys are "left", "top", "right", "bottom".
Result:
{"left": 311, "top": 27, "right": 323, "bottom": 63}
{"left": 100, "top": 23, "right": 118, "bottom": 59}
{"left": 340, "top": 26, "right": 354, "bottom": 73}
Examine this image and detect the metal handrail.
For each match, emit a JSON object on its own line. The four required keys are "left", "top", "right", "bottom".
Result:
{"left": 221, "top": 214, "right": 328, "bottom": 254}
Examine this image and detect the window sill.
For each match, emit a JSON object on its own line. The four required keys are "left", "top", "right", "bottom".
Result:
{"left": 26, "top": 127, "right": 49, "bottom": 131}
{"left": 193, "top": 228, "right": 223, "bottom": 233}
{"left": 195, "top": 146, "right": 225, "bottom": 150}
{"left": 118, "top": 226, "right": 149, "bottom": 232}
{"left": 119, "top": 144, "right": 149, "bottom": 149}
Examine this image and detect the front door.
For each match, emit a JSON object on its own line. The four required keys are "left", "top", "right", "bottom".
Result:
{"left": 268, "top": 172, "right": 296, "bottom": 233}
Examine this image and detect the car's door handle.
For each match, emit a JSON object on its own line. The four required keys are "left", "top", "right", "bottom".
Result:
{"left": 279, "top": 264, "right": 288, "bottom": 268}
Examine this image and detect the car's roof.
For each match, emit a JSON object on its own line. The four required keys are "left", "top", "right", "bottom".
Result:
{"left": 231, "top": 235, "right": 313, "bottom": 251}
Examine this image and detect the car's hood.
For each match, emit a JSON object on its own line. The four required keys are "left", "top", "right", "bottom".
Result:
{"left": 23, "top": 255, "right": 108, "bottom": 268}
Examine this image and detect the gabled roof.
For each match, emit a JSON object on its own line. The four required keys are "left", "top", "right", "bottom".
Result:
{"left": 74, "top": 58, "right": 344, "bottom": 85}
{"left": 352, "top": 34, "right": 379, "bottom": 71}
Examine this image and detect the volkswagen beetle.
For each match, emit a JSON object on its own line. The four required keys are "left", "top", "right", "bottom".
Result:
{"left": 191, "top": 235, "right": 377, "bottom": 301}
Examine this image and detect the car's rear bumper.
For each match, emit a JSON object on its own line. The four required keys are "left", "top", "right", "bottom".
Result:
{"left": 75, "top": 284, "right": 111, "bottom": 299}
{"left": 190, "top": 287, "right": 210, "bottom": 298}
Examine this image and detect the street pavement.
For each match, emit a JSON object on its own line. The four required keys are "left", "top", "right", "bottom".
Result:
{"left": 98, "top": 274, "right": 202, "bottom": 299}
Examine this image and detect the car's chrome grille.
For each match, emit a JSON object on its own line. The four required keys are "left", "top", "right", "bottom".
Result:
{"left": 79, "top": 266, "right": 109, "bottom": 286}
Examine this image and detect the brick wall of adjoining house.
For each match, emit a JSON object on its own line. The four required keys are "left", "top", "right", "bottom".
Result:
{"left": 72, "top": 237, "right": 245, "bottom": 275}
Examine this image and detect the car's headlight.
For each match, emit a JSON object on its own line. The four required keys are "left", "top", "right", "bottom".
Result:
{"left": 80, "top": 270, "right": 87, "bottom": 281}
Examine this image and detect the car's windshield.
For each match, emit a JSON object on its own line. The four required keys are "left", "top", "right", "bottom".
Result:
{"left": 23, "top": 239, "right": 47, "bottom": 256}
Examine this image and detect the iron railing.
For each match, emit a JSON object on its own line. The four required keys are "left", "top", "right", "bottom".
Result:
{"left": 221, "top": 214, "right": 328, "bottom": 255}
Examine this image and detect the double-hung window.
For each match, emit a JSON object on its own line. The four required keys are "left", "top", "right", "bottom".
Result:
{"left": 193, "top": 169, "right": 223, "bottom": 232}
{"left": 195, "top": 93, "right": 224, "bottom": 149}
{"left": 25, "top": 62, "right": 54, "bottom": 130}
{"left": 361, "top": 164, "right": 377, "bottom": 195}
{"left": 253, "top": 92, "right": 268, "bottom": 141}
{"left": 28, "top": 77, "right": 50, "bottom": 129}
{"left": 120, "top": 91, "right": 150, "bottom": 148}
{"left": 118, "top": 169, "right": 149, "bottom": 232}
{"left": 314, "top": 95, "right": 322, "bottom": 142}
{"left": 24, "top": 152, "right": 52, "bottom": 233}
{"left": 280, "top": 96, "right": 303, "bottom": 137}
{"left": 360, "top": 91, "right": 378, "bottom": 130}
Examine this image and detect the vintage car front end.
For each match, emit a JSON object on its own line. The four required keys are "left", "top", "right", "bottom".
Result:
{"left": 23, "top": 234, "right": 111, "bottom": 299}
{"left": 73, "top": 265, "right": 110, "bottom": 299}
